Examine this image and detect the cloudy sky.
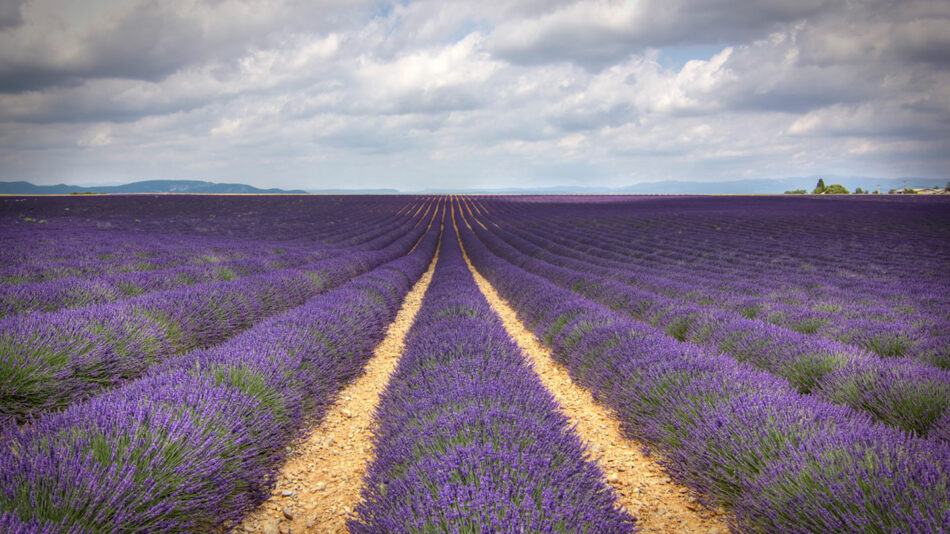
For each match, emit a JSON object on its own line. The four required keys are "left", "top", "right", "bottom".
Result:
{"left": 0, "top": 0, "right": 948, "bottom": 191}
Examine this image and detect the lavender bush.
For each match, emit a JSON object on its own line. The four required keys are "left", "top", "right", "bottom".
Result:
{"left": 2, "top": 193, "right": 947, "bottom": 532}
{"left": 351, "top": 226, "right": 634, "bottom": 532}
{"left": 457, "top": 205, "right": 950, "bottom": 532}
{"left": 1, "top": 201, "right": 433, "bottom": 425}
{"left": 463, "top": 210, "right": 950, "bottom": 438}
{"left": 0, "top": 196, "right": 421, "bottom": 284}
{"left": 0, "top": 216, "right": 440, "bottom": 532}
{"left": 474, "top": 201, "right": 950, "bottom": 366}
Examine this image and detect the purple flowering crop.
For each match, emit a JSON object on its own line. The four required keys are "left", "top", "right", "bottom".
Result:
{"left": 456, "top": 200, "right": 950, "bottom": 532}
{"left": 0, "top": 208, "right": 441, "bottom": 532}
{"left": 463, "top": 201, "right": 950, "bottom": 439}
{"left": 0, "top": 200, "right": 434, "bottom": 425}
{"left": 3, "top": 194, "right": 948, "bottom": 533}
{"left": 351, "top": 223, "right": 634, "bottom": 533}
{"left": 0, "top": 196, "right": 414, "bottom": 285}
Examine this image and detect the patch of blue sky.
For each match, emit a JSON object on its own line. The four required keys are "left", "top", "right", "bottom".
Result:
{"left": 656, "top": 44, "right": 726, "bottom": 69}
{"left": 450, "top": 20, "right": 491, "bottom": 43}
{"left": 371, "top": 1, "right": 396, "bottom": 20}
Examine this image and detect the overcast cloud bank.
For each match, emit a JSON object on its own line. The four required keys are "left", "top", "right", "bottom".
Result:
{"left": 0, "top": 0, "right": 947, "bottom": 190}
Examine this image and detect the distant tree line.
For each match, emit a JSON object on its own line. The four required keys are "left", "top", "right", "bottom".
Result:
{"left": 784, "top": 180, "right": 950, "bottom": 195}
{"left": 784, "top": 179, "right": 855, "bottom": 195}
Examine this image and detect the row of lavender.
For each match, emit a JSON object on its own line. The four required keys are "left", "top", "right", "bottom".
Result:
{"left": 475, "top": 196, "right": 950, "bottom": 345}
{"left": 462, "top": 205, "right": 950, "bottom": 438}
{"left": 352, "top": 222, "right": 634, "bottom": 532}
{"left": 0, "top": 200, "right": 429, "bottom": 316}
{"left": 0, "top": 209, "right": 442, "bottom": 532}
{"left": 506, "top": 204, "right": 950, "bottom": 294}
{"left": 469, "top": 197, "right": 950, "bottom": 394}
{"left": 456, "top": 204, "right": 950, "bottom": 532}
{"left": 1, "top": 233, "right": 269, "bottom": 285}
{"left": 0, "top": 247, "right": 333, "bottom": 316}
{"left": 0, "top": 198, "right": 436, "bottom": 425}
{"left": 482, "top": 211, "right": 950, "bottom": 363}
{"left": 471, "top": 195, "right": 949, "bottom": 301}
{"left": 472, "top": 196, "right": 950, "bottom": 321}
{"left": 2, "top": 195, "right": 422, "bottom": 249}
{"left": 0, "top": 198, "right": 421, "bottom": 286}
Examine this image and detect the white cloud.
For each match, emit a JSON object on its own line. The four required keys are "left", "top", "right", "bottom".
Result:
{"left": 354, "top": 33, "right": 499, "bottom": 114}
{"left": 0, "top": 0, "right": 947, "bottom": 190}
{"left": 77, "top": 124, "right": 113, "bottom": 146}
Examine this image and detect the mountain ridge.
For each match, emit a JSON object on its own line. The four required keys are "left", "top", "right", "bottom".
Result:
{"left": 2, "top": 176, "right": 945, "bottom": 195}
{"left": 0, "top": 180, "right": 307, "bottom": 195}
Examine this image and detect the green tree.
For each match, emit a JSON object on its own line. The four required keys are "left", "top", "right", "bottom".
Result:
{"left": 784, "top": 189, "right": 807, "bottom": 194}
{"left": 823, "top": 184, "right": 850, "bottom": 194}
{"left": 854, "top": 187, "right": 866, "bottom": 194}
{"left": 812, "top": 178, "right": 826, "bottom": 194}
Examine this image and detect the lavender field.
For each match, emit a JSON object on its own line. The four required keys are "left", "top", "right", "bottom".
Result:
{"left": 1, "top": 194, "right": 948, "bottom": 533}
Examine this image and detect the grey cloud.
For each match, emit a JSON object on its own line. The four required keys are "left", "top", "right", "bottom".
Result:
{"left": 0, "top": 0, "right": 374, "bottom": 93}
{"left": 720, "top": 55, "right": 873, "bottom": 114}
{"left": 0, "top": 3, "right": 208, "bottom": 93}
{"left": 0, "top": 84, "right": 210, "bottom": 124}
{"left": 389, "top": 87, "right": 484, "bottom": 115}
{"left": 794, "top": 1, "right": 950, "bottom": 68}
{"left": 317, "top": 125, "right": 418, "bottom": 155}
{"left": 1, "top": 0, "right": 949, "bottom": 189}
{"left": 80, "top": 5, "right": 207, "bottom": 83}
{"left": 0, "top": 69, "right": 82, "bottom": 94}
{"left": 891, "top": 18, "right": 950, "bottom": 67}
{"left": 0, "top": 0, "right": 24, "bottom": 29}
{"left": 487, "top": 0, "right": 829, "bottom": 70}
{"left": 548, "top": 102, "right": 637, "bottom": 131}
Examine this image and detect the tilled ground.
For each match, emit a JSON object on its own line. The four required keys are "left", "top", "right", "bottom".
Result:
{"left": 235, "top": 247, "right": 439, "bottom": 534}
{"left": 461, "top": 236, "right": 730, "bottom": 534}
{"left": 236, "top": 221, "right": 729, "bottom": 534}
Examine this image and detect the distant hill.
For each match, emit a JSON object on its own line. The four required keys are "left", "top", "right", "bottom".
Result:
{"left": 0, "top": 180, "right": 308, "bottom": 195}
{"left": 3, "top": 176, "right": 945, "bottom": 196}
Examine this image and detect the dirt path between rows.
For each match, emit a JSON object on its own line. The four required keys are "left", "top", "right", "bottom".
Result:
{"left": 457, "top": 228, "right": 729, "bottom": 534}
{"left": 235, "top": 241, "right": 440, "bottom": 534}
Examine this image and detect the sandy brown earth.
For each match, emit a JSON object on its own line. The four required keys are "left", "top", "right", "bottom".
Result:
{"left": 457, "top": 222, "right": 730, "bottom": 534}
{"left": 460, "top": 198, "right": 488, "bottom": 230}
{"left": 235, "top": 240, "right": 440, "bottom": 534}
{"left": 408, "top": 202, "right": 439, "bottom": 253}
{"left": 411, "top": 198, "right": 433, "bottom": 228}
{"left": 237, "top": 201, "right": 726, "bottom": 533}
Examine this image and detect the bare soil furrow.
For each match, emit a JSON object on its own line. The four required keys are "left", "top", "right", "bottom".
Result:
{"left": 235, "top": 243, "right": 440, "bottom": 534}
{"left": 459, "top": 230, "right": 730, "bottom": 534}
